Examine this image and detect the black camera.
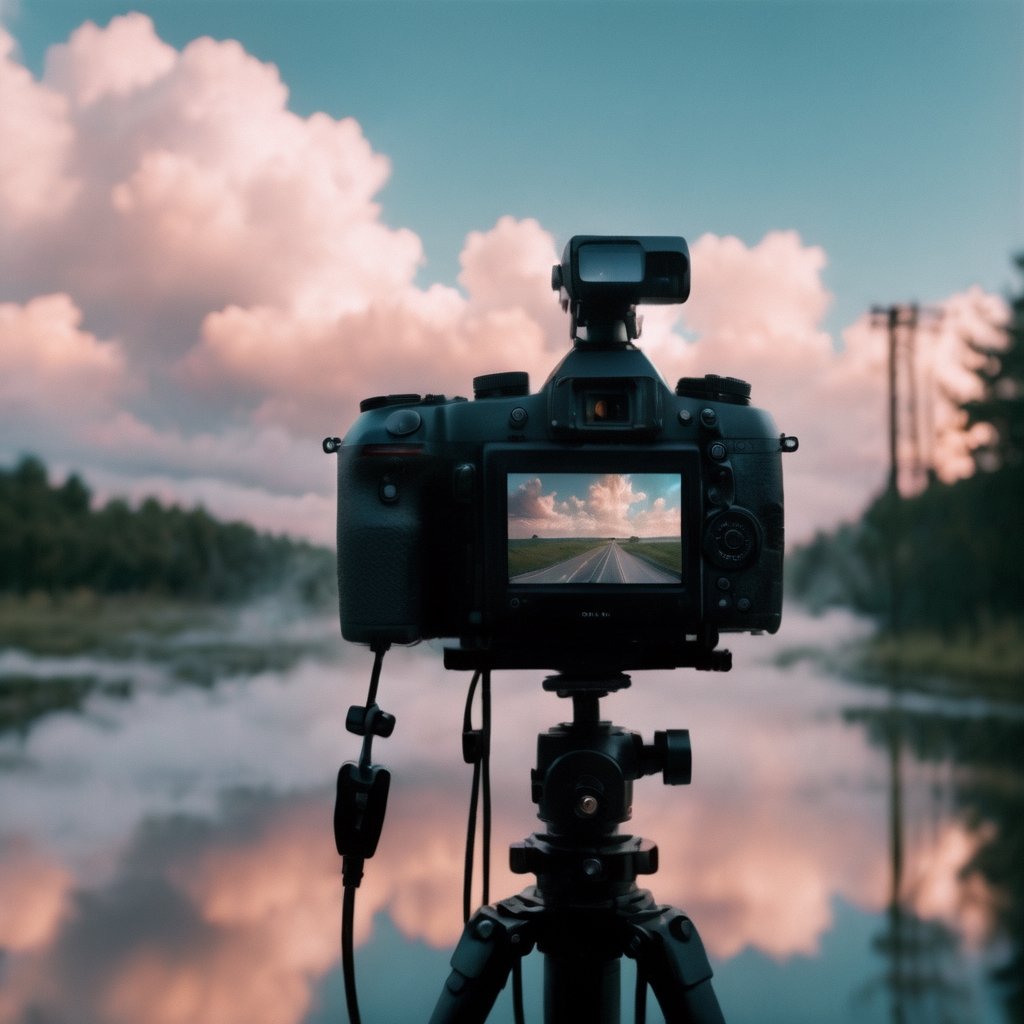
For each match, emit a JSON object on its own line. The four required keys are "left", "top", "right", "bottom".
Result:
{"left": 326, "top": 235, "right": 797, "bottom": 673}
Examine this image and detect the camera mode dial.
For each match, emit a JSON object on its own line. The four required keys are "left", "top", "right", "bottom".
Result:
{"left": 359, "top": 393, "right": 422, "bottom": 412}
{"left": 473, "top": 372, "right": 530, "bottom": 399}
{"left": 676, "top": 375, "right": 752, "bottom": 405}
{"left": 703, "top": 508, "right": 761, "bottom": 570}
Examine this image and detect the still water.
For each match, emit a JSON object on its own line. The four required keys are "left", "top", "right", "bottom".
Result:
{"left": 0, "top": 606, "right": 1019, "bottom": 1023}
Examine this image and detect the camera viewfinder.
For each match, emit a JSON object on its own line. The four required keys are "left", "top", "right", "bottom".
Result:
{"left": 585, "top": 391, "right": 630, "bottom": 424}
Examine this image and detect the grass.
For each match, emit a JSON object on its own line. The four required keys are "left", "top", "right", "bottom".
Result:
{"left": 507, "top": 538, "right": 606, "bottom": 577}
{"left": 0, "top": 590, "right": 339, "bottom": 669}
{"left": 0, "top": 590, "right": 344, "bottom": 733}
{"left": 624, "top": 539, "right": 682, "bottom": 575}
{"left": 854, "top": 619, "right": 1024, "bottom": 702}
{"left": 0, "top": 590, "right": 227, "bottom": 657}
{"left": 507, "top": 537, "right": 682, "bottom": 578}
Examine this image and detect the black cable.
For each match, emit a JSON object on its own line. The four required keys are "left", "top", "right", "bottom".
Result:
{"left": 463, "top": 759, "right": 481, "bottom": 924}
{"left": 342, "top": 880, "right": 362, "bottom": 1024}
{"left": 460, "top": 671, "right": 492, "bottom": 917}
{"left": 364, "top": 643, "right": 387, "bottom": 717}
{"left": 339, "top": 643, "right": 391, "bottom": 1024}
{"left": 462, "top": 671, "right": 481, "bottom": 924}
{"left": 480, "top": 669, "right": 492, "bottom": 908}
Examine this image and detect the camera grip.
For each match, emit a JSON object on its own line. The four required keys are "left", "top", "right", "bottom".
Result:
{"left": 337, "top": 463, "right": 425, "bottom": 644}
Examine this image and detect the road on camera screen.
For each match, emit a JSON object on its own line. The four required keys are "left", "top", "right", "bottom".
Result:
{"left": 510, "top": 539, "right": 680, "bottom": 584}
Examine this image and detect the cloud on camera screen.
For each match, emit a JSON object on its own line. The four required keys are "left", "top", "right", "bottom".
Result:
{"left": 506, "top": 472, "right": 683, "bottom": 584}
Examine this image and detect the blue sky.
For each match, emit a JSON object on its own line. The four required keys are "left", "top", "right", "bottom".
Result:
{"left": 7, "top": 0, "right": 1020, "bottom": 336}
{"left": 507, "top": 471, "right": 683, "bottom": 538}
{"left": 0, "top": 0, "right": 1020, "bottom": 542}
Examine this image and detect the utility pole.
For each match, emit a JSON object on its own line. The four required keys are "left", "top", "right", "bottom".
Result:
{"left": 870, "top": 304, "right": 944, "bottom": 496}
{"left": 866, "top": 304, "right": 953, "bottom": 1024}
{"left": 872, "top": 305, "right": 904, "bottom": 495}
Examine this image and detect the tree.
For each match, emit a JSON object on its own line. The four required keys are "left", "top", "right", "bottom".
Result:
{"left": 962, "top": 253, "right": 1024, "bottom": 470}
{"left": 0, "top": 456, "right": 334, "bottom": 602}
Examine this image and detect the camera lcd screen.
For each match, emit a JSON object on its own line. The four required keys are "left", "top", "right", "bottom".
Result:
{"left": 507, "top": 472, "right": 682, "bottom": 584}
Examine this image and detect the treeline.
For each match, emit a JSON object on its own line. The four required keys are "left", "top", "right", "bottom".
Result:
{"left": 0, "top": 456, "right": 335, "bottom": 605}
{"left": 787, "top": 465, "right": 1024, "bottom": 634}
{"left": 789, "top": 253, "right": 1024, "bottom": 639}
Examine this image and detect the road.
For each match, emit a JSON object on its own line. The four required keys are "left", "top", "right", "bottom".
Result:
{"left": 511, "top": 539, "right": 680, "bottom": 584}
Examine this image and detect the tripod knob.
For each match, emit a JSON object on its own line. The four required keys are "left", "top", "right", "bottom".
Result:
{"left": 653, "top": 730, "right": 692, "bottom": 785}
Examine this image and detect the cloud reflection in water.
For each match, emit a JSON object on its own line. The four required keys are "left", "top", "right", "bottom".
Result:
{"left": 0, "top": 608, "right": 1003, "bottom": 1023}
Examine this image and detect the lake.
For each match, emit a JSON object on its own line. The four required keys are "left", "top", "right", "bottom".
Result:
{"left": 0, "top": 604, "right": 1019, "bottom": 1023}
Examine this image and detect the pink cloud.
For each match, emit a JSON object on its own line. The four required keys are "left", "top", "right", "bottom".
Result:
{"left": 0, "top": 14, "right": 1008, "bottom": 546}
{"left": 43, "top": 14, "right": 176, "bottom": 106}
{"left": 0, "top": 293, "right": 126, "bottom": 410}
{"left": 0, "top": 28, "right": 78, "bottom": 226}
{"left": 508, "top": 474, "right": 681, "bottom": 540}
{"left": 685, "top": 230, "right": 832, "bottom": 345}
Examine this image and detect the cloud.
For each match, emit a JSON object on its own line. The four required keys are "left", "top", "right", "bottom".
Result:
{"left": 0, "top": 835, "right": 71, "bottom": 952}
{"left": 508, "top": 473, "right": 681, "bottom": 539}
{"left": 0, "top": 293, "right": 125, "bottom": 396}
{"left": 0, "top": 14, "right": 1008, "bottom": 545}
{"left": 43, "top": 13, "right": 177, "bottom": 105}
{"left": 0, "top": 294, "right": 129, "bottom": 458}
{"left": 0, "top": 28, "right": 78, "bottom": 228}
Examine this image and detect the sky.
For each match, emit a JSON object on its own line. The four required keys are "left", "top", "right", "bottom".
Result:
{"left": 0, "top": 0, "right": 1021, "bottom": 546}
{"left": 507, "top": 472, "right": 682, "bottom": 538}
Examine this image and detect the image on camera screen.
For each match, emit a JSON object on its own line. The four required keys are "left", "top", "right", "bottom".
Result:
{"left": 506, "top": 472, "right": 683, "bottom": 584}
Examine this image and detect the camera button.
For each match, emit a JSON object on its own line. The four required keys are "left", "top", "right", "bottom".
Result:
{"left": 716, "top": 577, "right": 731, "bottom": 592}
{"left": 708, "top": 441, "right": 728, "bottom": 462}
{"left": 385, "top": 409, "right": 422, "bottom": 437}
{"left": 699, "top": 408, "right": 718, "bottom": 428}
{"left": 379, "top": 478, "right": 399, "bottom": 503}
{"left": 737, "top": 597, "right": 752, "bottom": 612}
{"left": 509, "top": 407, "right": 529, "bottom": 428}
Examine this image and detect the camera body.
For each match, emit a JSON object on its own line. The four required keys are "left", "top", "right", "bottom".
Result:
{"left": 330, "top": 236, "right": 796, "bottom": 672}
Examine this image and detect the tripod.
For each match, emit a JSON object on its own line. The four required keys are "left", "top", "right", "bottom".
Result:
{"left": 429, "top": 673, "right": 725, "bottom": 1024}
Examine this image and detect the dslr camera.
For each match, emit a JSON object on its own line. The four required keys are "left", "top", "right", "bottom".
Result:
{"left": 326, "top": 235, "right": 797, "bottom": 673}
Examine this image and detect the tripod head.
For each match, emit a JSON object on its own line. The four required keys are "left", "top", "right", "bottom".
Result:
{"left": 533, "top": 672, "right": 691, "bottom": 835}
{"left": 509, "top": 672, "right": 692, "bottom": 898}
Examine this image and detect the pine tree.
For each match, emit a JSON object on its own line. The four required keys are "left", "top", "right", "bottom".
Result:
{"left": 962, "top": 253, "right": 1024, "bottom": 470}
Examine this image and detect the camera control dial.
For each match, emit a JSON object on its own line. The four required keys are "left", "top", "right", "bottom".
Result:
{"left": 473, "top": 372, "right": 530, "bottom": 399}
{"left": 703, "top": 508, "right": 761, "bottom": 570}
{"left": 677, "top": 375, "right": 752, "bottom": 405}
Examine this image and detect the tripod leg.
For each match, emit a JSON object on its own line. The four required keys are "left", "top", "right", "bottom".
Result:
{"left": 626, "top": 909, "right": 725, "bottom": 1024}
{"left": 429, "top": 906, "right": 534, "bottom": 1024}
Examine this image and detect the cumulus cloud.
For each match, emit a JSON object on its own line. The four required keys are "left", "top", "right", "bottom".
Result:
{"left": 508, "top": 473, "right": 681, "bottom": 539}
{"left": 43, "top": 13, "right": 177, "bottom": 105}
{"left": 0, "top": 14, "right": 1007, "bottom": 544}
{"left": 0, "top": 27, "right": 78, "bottom": 226}
{"left": 0, "top": 294, "right": 131, "bottom": 462}
{"left": 0, "top": 293, "right": 125, "bottom": 401}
